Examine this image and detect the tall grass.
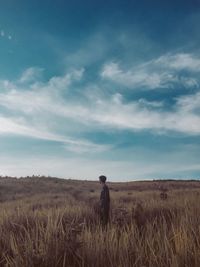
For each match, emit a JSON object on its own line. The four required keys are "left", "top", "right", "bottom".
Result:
{"left": 0, "top": 178, "right": 200, "bottom": 266}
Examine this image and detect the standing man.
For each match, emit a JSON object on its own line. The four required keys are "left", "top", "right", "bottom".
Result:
{"left": 99, "top": 175, "right": 110, "bottom": 227}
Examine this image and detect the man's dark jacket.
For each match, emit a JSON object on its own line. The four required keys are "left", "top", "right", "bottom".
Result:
{"left": 100, "top": 184, "right": 110, "bottom": 226}
{"left": 100, "top": 184, "right": 110, "bottom": 211}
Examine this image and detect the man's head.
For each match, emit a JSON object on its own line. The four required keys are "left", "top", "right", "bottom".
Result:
{"left": 99, "top": 175, "right": 107, "bottom": 184}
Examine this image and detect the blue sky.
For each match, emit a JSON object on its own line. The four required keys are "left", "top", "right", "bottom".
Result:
{"left": 0, "top": 0, "right": 200, "bottom": 180}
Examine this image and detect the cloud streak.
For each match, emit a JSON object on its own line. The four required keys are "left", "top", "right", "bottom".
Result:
{"left": 101, "top": 53, "right": 200, "bottom": 90}
{"left": 0, "top": 115, "right": 108, "bottom": 153}
{"left": 85, "top": 93, "right": 200, "bottom": 135}
{"left": 0, "top": 71, "right": 200, "bottom": 136}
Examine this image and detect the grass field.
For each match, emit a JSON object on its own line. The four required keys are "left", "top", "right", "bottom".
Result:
{"left": 0, "top": 176, "right": 200, "bottom": 267}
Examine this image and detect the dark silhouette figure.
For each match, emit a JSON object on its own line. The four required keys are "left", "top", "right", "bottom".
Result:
{"left": 99, "top": 175, "right": 110, "bottom": 227}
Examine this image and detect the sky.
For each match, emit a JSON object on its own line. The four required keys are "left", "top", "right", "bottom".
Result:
{"left": 0, "top": 0, "right": 200, "bottom": 181}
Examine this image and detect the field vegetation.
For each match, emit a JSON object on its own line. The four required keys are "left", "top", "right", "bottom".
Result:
{"left": 0, "top": 176, "right": 200, "bottom": 267}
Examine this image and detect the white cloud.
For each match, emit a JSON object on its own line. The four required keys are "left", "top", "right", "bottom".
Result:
{"left": 101, "top": 53, "right": 200, "bottom": 89}
{"left": 0, "top": 79, "right": 16, "bottom": 91}
{"left": 45, "top": 68, "right": 84, "bottom": 91}
{"left": 1, "top": 84, "right": 200, "bottom": 136}
{"left": 0, "top": 68, "right": 109, "bottom": 154}
{"left": 19, "top": 67, "right": 84, "bottom": 89}
{"left": 101, "top": 62, "right": 166, "bottom": 89}
{"left": 156, "top": 53, "right": 200, "bottom": 72}
{"left": 19, "top": 67, "right": 44, "bottom": 84}
{"left": 86, "top": 95, "right": 200, "bottom": 134}
{"left": 176, "top": 91, "right": 200, "bottom": 112}
{"left": 0, "top": 65, "right": 200, "bottom": 155}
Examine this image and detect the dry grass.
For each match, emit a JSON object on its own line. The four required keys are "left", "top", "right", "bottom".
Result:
{"left": 0, "top": 176, "right": 200, "bottom": 266}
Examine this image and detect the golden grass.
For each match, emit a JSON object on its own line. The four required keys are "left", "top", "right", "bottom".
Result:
{"left": 0, "top": 177, "right": 200, "bottom": 266}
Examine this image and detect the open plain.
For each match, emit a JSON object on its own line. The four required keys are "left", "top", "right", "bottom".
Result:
{"left": 0, "top": 177, "right": 200, "bottom": 267}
